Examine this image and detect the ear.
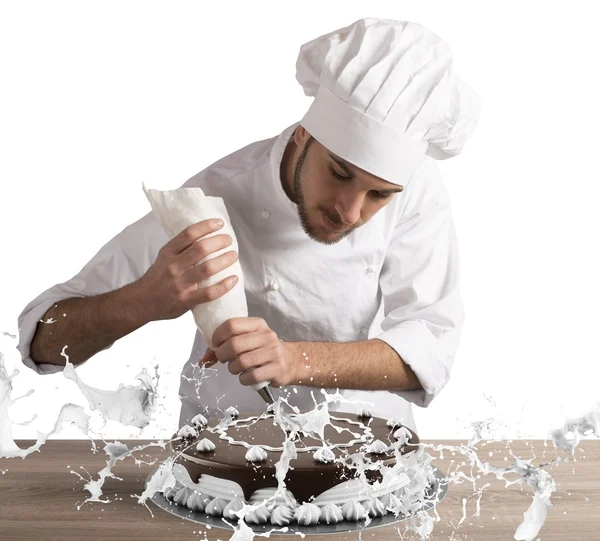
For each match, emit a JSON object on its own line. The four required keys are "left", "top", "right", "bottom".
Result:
{"left": 295, "top": 124, "right": 312, "bottom": 146}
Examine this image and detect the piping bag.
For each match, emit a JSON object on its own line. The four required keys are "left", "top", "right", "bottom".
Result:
{"left": 143, "top": 183, "right": 275, "bottom": 404}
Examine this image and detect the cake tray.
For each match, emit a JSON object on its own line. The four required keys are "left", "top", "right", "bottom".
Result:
{"left": 147, "top": 466, "right": 448, "bottom": 535}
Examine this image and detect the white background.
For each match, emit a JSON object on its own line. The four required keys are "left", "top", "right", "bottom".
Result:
{"left": 1, "top": 1, "right": 599, "bottom": 441}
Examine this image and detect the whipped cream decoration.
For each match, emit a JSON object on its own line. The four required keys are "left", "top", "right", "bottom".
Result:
{"left": 173, "top": 486, "right": 193, "bottom": 506}
{"left": 196, "top": 437, "right": 216, "bottom": 452}
{"left": 164, "top": 484, "right": 182, "bottom": 501}
{"left": 249, "top": 488, "right": 298, "bottom": 508}
{"left": 205, "top": 497, "right": 228, "bottom": 516}
{"left": 342, "top": 500, "right": 367, "bottom": 521}
{"left": 313, "top": 478, "right": 368, "bottom": 506}
{"left": 177, "top": 424, "right": 198, "bottom": 439}
{"left": 321, "top": 502, "right": 344, "bottom": 524}
{"left": 225, "top": 406, "right": 239, "bottom": 418}
{"left": 294, "top": 502, "right": 322, "bottom": 526}
{"left": 187, "top": 491, "right": 211, "bottom": 512}
{"left": 223, "top": 496, "right": 246, "bottom": 520}
{"left": 380, "top": 491, "right": 402, "bottom": 512}
{"left": 245, "top": 445, "right": 267, "bottom": 463}
{"left": 244, "top": 504, "right": 271, "bottom": 524}
{"left": 270, "top": 505, "right": 294, "bottom": 526}
{"left": 313, "top": 445, "right": 335, "bottom": 463}
{"left": 367, "top": 498, "right": 387, "bottom": 518}
{"left": 393, "top": 486, "right": 407, "bottom": 500}
{"left": 367, "top": 439, "right": 389, "bottom": 454}
{"left": 197, "top": 474, "right": 245, "bottom": 501}
{"left": 191, "top": 413, "right": 208, "bottom": 429}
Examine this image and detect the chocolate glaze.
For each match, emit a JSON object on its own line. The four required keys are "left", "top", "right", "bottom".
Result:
{"left": 172, "top": 411, "right": 419, "bottom": 502}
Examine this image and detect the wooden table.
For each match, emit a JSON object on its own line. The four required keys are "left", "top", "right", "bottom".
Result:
{"left": 1, "top": 439, "right": 598, "bottom": 540}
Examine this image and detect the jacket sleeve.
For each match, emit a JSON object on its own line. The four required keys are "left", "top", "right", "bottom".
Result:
{"left": 16, "top": 210, "right": 168, "bottom": 375}
{"left": 374, "top": 158, "right": 464, "bottom": 407}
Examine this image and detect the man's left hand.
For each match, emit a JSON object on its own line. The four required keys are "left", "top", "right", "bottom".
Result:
{"left": 198, "top": 317, "right": 300, "bottom": 388}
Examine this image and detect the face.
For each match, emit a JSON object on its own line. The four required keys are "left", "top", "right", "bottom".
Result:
{"left": 291, "top": 127, "right": 404, "bottom": 245}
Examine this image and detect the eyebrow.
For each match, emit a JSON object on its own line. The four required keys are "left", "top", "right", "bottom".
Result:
{"left": 327, "top": 153, "right": 404, "bottom": 193}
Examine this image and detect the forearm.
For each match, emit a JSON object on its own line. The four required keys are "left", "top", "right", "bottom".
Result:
{"left": 289, "top": 339, "right": 423, "bottom": 391}
{"left": 30, "top": 280, "right": 150, "bottom": 366}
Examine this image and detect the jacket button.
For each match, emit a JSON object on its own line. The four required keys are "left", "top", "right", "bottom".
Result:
{"left": 262, "top": 209, "right": 271, "bottom": 219}
{"left": 269, "top": 280, "right": 279, "bottom": 291}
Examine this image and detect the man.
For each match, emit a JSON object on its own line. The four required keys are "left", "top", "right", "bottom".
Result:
{"left": 16, "top": 18, "right": 480, "bottom": 434}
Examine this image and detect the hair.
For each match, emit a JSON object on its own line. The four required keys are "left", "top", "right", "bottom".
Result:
{"left": 297, "top": 134, "right": 315, "bottom": 161}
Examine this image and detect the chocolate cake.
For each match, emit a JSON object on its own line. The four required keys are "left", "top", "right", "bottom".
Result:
{"left": 163, "top": 408, "right": 422, "bottom": 526}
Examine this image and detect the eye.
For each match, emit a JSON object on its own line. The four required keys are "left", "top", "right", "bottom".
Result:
{"left": 370, "top": 191, "right": 392, "bottom": 200}
{"left": 330, "top": 165, "right": 395, "bottom": 200}
{"left": 330, "top": 167, "right": 351, "bottom": 182}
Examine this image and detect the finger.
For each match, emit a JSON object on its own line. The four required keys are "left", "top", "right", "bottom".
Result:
{"left": 185, "top": 275, "right": 239, "bottom": 305}
{"left": 212, "top": 317, "right": 270, "bottom": 348}
{"left": 216, "top": 331, "right": 269, "bottom": 362}
{"left": 238, "top": 365, "right": 274, "bottom": 387}
{"left": 198, "top": 348, "right": 218, "bottom": 366}
{"left": 226, "top": 349, "right": 267, "bottom": 375}
{"left": 168, "top": 219, "right": 225, "bottom": 255}
{"left": 180, "top": 233, "right": 233, "bottom": 271}
{"left": 185, "top": 249, "right": 238, "bottom": 283}
{"left": 199, "top": 359, "right": 218, "bottom": 368}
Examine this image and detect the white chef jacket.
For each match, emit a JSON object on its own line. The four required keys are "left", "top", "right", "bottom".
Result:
{"left": 16, "top": 122, "right": 464, "bottom": 435}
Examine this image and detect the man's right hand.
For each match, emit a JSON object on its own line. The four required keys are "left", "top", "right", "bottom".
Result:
{"left": 137, "top": 219, "right": 239, "bottom": 322}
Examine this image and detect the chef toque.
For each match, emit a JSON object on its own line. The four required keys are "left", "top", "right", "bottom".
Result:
{"left": 296, "top": 17, "right": 481, "bottom": 186}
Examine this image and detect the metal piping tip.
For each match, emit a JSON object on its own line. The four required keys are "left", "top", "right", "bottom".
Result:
{"left": 257, "top": 384, "right": 275, "bottom": 404}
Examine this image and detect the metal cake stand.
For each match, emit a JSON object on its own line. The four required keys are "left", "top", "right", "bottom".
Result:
{"left": 147, "top": 466, "right": 448, "bottom": 535}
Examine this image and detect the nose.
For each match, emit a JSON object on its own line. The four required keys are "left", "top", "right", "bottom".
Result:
{"left": 335, "top": 193, "right": 364, "bottom": 226}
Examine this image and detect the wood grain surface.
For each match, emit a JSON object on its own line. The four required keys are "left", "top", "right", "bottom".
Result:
{"left": 1, "top": 439, "right": 598, "bottom": 540}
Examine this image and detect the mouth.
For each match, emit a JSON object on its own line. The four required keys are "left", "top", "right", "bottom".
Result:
{"left": 321, "top": 211, "right": 347, "bottom": 233}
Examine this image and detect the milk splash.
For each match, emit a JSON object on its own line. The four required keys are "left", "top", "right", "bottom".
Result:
{"left": 61, "top": 345, "right": 157, "bottom": 429}
{"left": 0, "top": 336, "right": 170, "bottom": 513}
{"left": 0, "top": 349, "right": 93, "bottom": 458}
{"left": 1, "top": 329, "right": 599, "bottom": 540}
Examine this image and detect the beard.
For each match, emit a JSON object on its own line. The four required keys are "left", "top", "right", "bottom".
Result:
{"left": 292, "top": 139, "right": 354, "bottom": 245}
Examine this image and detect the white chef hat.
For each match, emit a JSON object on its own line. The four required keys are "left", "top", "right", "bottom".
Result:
{"left": 296, "top": 17, "right": 481, "bottom": 186}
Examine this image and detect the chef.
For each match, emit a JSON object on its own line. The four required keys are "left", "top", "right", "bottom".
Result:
{"left": 16, "top": 18, "right": 480, "bottom": 434}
